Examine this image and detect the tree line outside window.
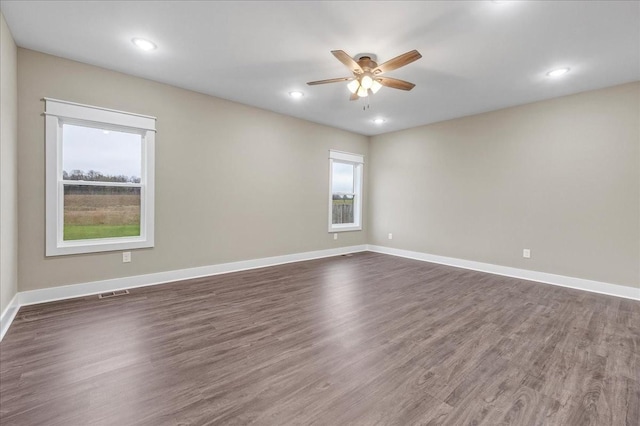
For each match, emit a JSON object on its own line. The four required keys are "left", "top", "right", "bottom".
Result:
{"left": 63, "top": 169, "right": 141, "bottom": 183}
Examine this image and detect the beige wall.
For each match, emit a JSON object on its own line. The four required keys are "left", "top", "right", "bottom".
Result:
{"left": 17, "top": 48, "right": 368, "bottom": 292}
{"left": 0, "top": 13, "right": 18, "bottom": 315}
{"left": 369, "top": 82, "right": 640, "bottom": 289}
{"left": 14, "top": 47, "right": 640, "bottom": 293}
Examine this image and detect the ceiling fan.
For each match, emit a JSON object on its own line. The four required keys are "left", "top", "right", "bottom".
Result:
{"left": 307, "top": 50, "right": 422, "bottom": 100}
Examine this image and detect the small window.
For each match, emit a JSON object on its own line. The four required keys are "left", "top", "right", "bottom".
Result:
{"left": 329, "top": 150, "right": 363, "bottom": 232}
{"left": 45, "top": 99, "right": 156, "bottom": 256}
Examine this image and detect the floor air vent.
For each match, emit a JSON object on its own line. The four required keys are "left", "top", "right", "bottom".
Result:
{"left": 98, "top": 289, "right": 130, "bottom": 299}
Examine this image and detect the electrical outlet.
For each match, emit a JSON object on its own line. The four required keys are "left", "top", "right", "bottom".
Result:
{"left": 388, "top": 233, "right": 393, "bottom": 240}
{"left": 333, "top": 233, "right": 338, "bottom": 240}
{"left": 122, "top": 252, "right": 132, "bottom": 263}
{"left": 523, "top": 249, "right": 531, "bottom": 259}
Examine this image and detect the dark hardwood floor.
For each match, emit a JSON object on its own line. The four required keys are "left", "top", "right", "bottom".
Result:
{"left": 1, "top": 252, "right": 638, "bottom": 425}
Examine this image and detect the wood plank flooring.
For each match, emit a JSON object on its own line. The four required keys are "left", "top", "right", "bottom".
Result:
{"left": 1, "top": 252, "right": 638, "bottom": 425}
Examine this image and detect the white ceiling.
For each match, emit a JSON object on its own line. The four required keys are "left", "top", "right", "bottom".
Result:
{"left": 2, "top": 1, "right": 639, "bottom": 136}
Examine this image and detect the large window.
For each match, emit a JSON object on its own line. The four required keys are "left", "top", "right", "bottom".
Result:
{"left": 45, "top": 99, "right": 156, "bottom": 256}
{"left": 329, "top": 150, "right": 363, "bottom": 232}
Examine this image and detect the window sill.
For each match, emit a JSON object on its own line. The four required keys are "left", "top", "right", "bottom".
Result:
{"left": 46, "top": 238, "right": 153, "bottom": 256}
{"left": 329, "top": 225, "right": 362, "bottom": 233}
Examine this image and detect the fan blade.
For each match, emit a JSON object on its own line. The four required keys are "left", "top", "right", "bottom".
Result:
{"left": 373, "top": 50, "right": 422, "bottom": 75}
{"left": 331, "top": 50, "right": 363, "bottom": 74}
{"left": 349, "top": 92, "right": 359, "bottom": 101}
{"left": 376, "top": 77, "right": 416, "bottom": 91}
{"left": 307, "top": 77, "right": 353, "bottom": 85}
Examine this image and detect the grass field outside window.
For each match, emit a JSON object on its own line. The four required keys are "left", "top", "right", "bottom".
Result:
{"left": 63, "top": 187, "right": 141, "bottom": 240}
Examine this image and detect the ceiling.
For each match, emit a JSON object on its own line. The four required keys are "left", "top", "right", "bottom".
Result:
{"left": 2, "top": 1, "right": 639, "bottom": 136}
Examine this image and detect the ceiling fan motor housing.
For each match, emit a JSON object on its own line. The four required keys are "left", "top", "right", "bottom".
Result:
{"left": 355, "top": 55, "right": 378, "bottom": 73}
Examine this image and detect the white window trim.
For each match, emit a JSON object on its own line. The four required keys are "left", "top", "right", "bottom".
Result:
{"left": 45, "top": 98, "right": 156, "bottom": 256}
{"left": 328, "top": 150, "right": 364, "bottom": 233}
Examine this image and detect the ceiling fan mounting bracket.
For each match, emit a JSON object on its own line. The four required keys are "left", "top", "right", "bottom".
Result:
{"left": 355, "top": 53, "right": 377, "bottom": 62}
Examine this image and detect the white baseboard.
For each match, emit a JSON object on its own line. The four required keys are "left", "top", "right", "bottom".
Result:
{"left": 367, "top": 245, "right": 640, "bottom": 301}
{"left": 16, "top": 244, "right": 367, "bottom": 305}
{"left": 0, "top": 292, "right": 20, "bottom": 342}
{"left": 3, "top": 243, "right": 637, "bottom": 342}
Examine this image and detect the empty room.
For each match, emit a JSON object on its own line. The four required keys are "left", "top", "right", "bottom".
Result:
{"left": 0, "top": 1, "right": 638, "bottom": 425}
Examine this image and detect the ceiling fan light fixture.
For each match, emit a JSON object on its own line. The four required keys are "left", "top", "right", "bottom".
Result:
{"left": 371, "top": 80, "right": 383, "bottom": 94}
{"left": 360, "top": 74, "right": 374, "bottom": 89}
{"left": 347, "top": 80, "right": 360, "bottom": 94}
{"left": 357, "top": 85, "right": 368, "bottom": 97}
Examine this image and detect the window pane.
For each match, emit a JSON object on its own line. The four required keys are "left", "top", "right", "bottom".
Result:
{"left": 332, "top": 194, "right": 355, "bottom": 224}
{"left": 63, "top": 185, "right": 141, "bottom": 240}
{"left": 62, "top": 124, "right": 142, "bottom": 183}
{"left": 332, "top": 162, "right": 354, "bottom": 193}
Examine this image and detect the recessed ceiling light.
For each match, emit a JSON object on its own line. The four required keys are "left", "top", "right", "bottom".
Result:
{"left": 373, "top": 118, "right": 386, "bottom": 124}
{"left": 132, "top": 38, "right": 157, "bottom": 51}
{"left": 546, "top": 67, "right": 570, "bottom": 77}
{"left": 289, "top": 91, "right": 304, "bottom": 99}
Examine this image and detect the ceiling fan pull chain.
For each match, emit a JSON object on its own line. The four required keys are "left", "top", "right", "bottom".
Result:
{"left": 362, "top": 97, "right": 371, "bottom": 111}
